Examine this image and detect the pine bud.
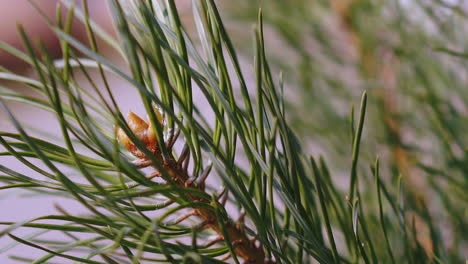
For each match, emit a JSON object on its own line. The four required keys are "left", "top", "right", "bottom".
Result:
{"left": 116, "top": 106, "right": 164, "bottom": 158}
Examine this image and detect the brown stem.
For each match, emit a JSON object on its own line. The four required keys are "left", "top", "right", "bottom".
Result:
{"left": 115, "top": 105, "right": 273, "bottom": 264}
{"left": 156, "top": 157, "right": 270, "bottom": 264}
{"left": 118, "top": 103, "right": 271, "bottom": 262}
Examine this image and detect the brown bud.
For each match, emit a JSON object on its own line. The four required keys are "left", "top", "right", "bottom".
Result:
{"left": 116, "top": 109, "right": 164, "bottom": 158}
{"left": 127, "top": 112, "right": 148, "bottom": 141}
{"left": 146, "top": 115, "right": 157, "bottom": 148}
{"left": 116, "top": 126, "right": 133, "bottom": 152}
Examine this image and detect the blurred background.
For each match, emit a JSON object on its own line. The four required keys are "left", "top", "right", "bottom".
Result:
{"left": 0, "top": 0, "right": 112, "bottom": 69}
{"left": 0, "top": 1, "right": 115, "bottom": 262}
{"left": 1, "top": 0, "right": 467, "bottom": 262}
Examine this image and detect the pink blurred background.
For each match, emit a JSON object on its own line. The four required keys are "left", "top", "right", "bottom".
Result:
{"left": 0, "top": 1, "right": 115, "bottom": 262}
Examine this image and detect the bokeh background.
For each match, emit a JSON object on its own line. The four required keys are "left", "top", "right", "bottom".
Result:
{"left": 0, "top": 1, "right": 115, "bottom": 262}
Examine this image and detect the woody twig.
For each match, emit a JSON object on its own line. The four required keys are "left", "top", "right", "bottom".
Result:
{"left": 116, "top": 108, "right": 272, "bottom": 264}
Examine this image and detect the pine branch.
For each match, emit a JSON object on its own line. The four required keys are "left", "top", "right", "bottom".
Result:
{"left": 116, "top": 110, "right": 271, "bottom": 263}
